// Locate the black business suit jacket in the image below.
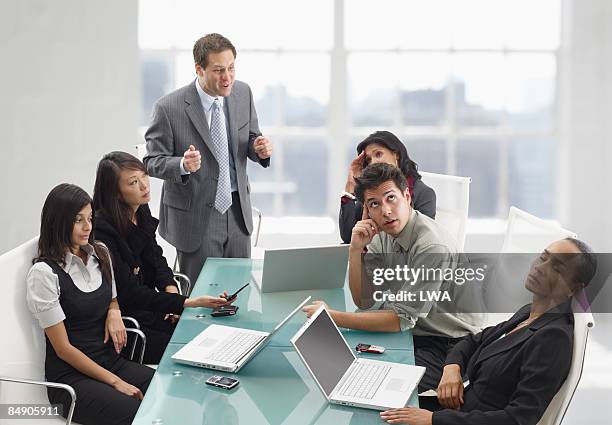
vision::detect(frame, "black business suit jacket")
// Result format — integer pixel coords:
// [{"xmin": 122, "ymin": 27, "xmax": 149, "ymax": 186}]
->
[
  {"xmin": 433, "ymin": 302, "xmax": 574, "ymax": 425},
  {"xmin": 339, "ymin": 178, "xmax": 436, "ymax": 243},
  {"xmin": 94, "ymin": 205, "xmax": 187, "ymax": 322}
]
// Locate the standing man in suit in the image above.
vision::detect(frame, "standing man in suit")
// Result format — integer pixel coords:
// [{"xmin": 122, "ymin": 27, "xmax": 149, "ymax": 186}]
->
[{"xmin": 144, "ymin": 33, "xmax": 272, "ymax": 284}]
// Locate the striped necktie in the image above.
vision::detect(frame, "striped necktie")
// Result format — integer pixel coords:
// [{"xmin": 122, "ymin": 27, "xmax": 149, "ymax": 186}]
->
[{"xmin": 210, "ymin": 98, "xmax": 232, "ymax": 214}]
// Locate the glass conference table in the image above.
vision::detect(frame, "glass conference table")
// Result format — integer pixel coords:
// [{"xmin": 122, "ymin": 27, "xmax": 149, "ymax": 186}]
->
[{"xmin": 133, "ymin": 258, "xmax": 418, "ymax": 425}]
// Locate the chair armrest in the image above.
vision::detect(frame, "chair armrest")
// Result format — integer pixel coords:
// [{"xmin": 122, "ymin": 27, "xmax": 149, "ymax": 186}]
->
[
  {"xmin": 173, "ymin": 272, "xmax": 191, "ymax": 296},
  {"xmin": 0, "ymin": 376, "xmax": 76, "ymax": 425},
  {"xmin": 125, "ymin": 328, "xmax": 147, "ymax": 364},
  {"xmin": 122, "ymin": 316, "xmax": 140, "ymax": 330},
  {"xmin": 252, "ymin": 207, "xmax": 262, "ymax": 247}
]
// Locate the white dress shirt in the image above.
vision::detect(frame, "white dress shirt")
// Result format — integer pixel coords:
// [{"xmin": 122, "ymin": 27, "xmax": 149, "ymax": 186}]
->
[
  {"xmin": 26, "ymin": 243, "xmax": 118, "ymax": 329},
  {"xmin": 180, "ymin": 80, "xmax": 238, "ymax": 191}
]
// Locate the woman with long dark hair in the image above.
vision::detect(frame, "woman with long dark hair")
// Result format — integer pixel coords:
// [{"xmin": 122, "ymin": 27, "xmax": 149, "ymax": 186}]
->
[
  {"xmin": 340, "ymin": 130, "xmax": 436, "ymax": 243},
  {"xmin": 26, "ymin": 183, "xmax": 154, "ymax": 425},
  {"xmin": 93, "ymin": 151, "xmax": 231, "ymax": 364}
]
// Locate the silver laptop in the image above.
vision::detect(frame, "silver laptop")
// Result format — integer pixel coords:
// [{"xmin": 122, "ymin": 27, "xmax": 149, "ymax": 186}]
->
[
  {"xmin": 252, "ymin": 245, "xmax": 350, "ymax": 293},
  {"xmin": 290, "ymin": 305, "xmax": 425, "ymax": 410},
  {"xmin": 172, "ymin": 296, "xmax": 311, "ymax": 372}
]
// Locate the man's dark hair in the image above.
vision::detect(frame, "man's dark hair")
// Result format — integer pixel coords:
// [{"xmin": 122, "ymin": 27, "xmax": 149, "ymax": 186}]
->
[
  {"xmin": 354, "ymin": 163, "xmax": 408, "ymax": 204},
  {"xmin": 193, "ymin": 33, "xmax": 237, "ymax": 68},
  {"xmin": 564, "ymin": 237, "xmax": 598, "ymax": 288}
]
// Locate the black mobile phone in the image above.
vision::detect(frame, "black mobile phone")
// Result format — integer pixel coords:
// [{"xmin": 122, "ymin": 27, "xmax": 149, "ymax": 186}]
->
[
  {"xmin": 356, "ymin": 343, "xmax": 385, "ymax": 354},
  {"xmin": 211, "ymin": 305, "xmax": 239, "ymax": 317},
  {"xmin": 225, "ymin": 283, "xmax": 250, "ymax": 302},
  {"xmin": 206, "ymin": 375, "xmax": 239, "ymax": 390}
]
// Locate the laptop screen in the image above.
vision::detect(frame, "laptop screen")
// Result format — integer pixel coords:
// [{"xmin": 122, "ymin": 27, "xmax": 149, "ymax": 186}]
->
[{"xmin": 293, "ymin": 309, "xmax": 355, "ymax": 396}]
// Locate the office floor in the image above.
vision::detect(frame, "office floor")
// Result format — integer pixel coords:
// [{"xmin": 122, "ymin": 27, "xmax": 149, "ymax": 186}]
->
[{"xmin": 563, "ymin": 313, "xmax": 612, "ymax": 424}]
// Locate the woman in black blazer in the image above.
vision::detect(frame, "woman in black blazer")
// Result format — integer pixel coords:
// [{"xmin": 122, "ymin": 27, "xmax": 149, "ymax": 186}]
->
[
  {"xmin": 93, "ymin": 152, "xmax": 232, "ymax": 364},
  {"xmin": 339, "ymin": 131, "xmax": 435, "ymax": 243},
  {"xmin": 380, "ymin": 238, "xmax": 597, "ymax": 425}
]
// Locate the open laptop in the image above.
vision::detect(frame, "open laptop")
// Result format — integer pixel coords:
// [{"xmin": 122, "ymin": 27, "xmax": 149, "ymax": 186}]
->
[
  {"xmin": 252, "ymin": 245, "xmax": 350, "ymax": 293},
  {"xmin": 172, "ymin": 296, "xmax": 311, "ymax": 372},
  {"xmin": 290, "ymin": 305, "xmax": 425, "ymax": 410}
]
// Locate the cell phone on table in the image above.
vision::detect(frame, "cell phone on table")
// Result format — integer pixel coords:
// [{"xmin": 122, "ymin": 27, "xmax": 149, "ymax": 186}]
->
[
  {"xmin": 206, "ymin": 375, "xmax": 239, "ymax": 390},
  {"xmin": 211, "ymin": 305, "xmax": 239, "ymax": 317},
  {"xmin": 225, "ymin": 282, "xmax": 250, "ymax": 303},
  {"xmin": 356, "ymin": 343, "xmax": 385, "ymax": 354}
]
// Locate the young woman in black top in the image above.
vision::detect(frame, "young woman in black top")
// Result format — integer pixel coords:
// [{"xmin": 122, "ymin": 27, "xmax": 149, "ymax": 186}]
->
[
  {"xmin": 93, "ymin": 151, "xmax": 231, "ymax": 364},
  {"xmin": 26, "ymin": 183, "xmax": 154, "ymax": 425}
]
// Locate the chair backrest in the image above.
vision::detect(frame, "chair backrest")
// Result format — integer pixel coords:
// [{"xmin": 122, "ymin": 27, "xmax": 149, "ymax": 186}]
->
[
  {"xmin": 501, "ymin": 206, "xmax": 577, "ymax": 253},
  {"xmin": 536, "ymin": 295, "xmax": 594, "ymax": 425},
  {"xmin": 0, "ymin": 236, "xmax": 49, "ymax": 404},
  {"xmin": 484, "ymin": 207, "xmax": 579, "ymax": 326},
  {"xmin": 419, "ymin": 171, "xmax": 471, "ymax": 251},
  {"xmin": 135, "ymin": 142, "xmax": 147, "ymax": 161}
]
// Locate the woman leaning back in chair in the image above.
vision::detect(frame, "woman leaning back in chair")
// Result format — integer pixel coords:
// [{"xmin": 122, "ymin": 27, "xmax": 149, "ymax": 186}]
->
[
  {"xmin": 379, "ymin": 237, "xmax": 597, "ymax": 425},
  {"xmin": 340, "ymin": 130, "xmax": 436, "ymax": 243},
  {"xmin": 93, "ymin": 151, "xmax": 232, "ymax": 364},
  {"xmin": 26, "ymin": 183, "xmax": 154, "ymax": 425}
]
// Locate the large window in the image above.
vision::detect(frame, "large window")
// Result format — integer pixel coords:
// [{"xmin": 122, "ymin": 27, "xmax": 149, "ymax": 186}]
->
[{"xmin": 139, "ymin": 0, "xmax": 560, "ymax": 221}]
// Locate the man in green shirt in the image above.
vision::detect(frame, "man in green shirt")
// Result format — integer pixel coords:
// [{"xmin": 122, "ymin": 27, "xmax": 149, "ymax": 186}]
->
[{"xmin": 304, "ymin": 163, "xmax": 483, "ymax": 392}]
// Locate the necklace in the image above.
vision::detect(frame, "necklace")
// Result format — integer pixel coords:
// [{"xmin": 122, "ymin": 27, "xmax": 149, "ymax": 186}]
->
[
  {"xmin": 508, "ymin": 315, "xmax": 540, "ymax": 335},
  {"xmin": 519, "ymin": 314, "xmax": 541, "ymax": 328}
]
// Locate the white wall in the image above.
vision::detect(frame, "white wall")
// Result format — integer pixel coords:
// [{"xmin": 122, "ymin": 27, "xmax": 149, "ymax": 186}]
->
[
  {"xmin": 558, "ymin": 0, "xmax": 612, "ymax": 252},
  {"xmin": 0, "ymin": 0, "xmax": 139, "ymax": 255}
]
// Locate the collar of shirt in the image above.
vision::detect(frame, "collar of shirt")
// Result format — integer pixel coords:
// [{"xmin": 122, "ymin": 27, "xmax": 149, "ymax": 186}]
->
[
  {"xmin": 194, "ymin": 79, "xmax": 224, "ymax": 113},
  {"xmin": 63, "ymin": 243, "xmax": 96, "ymax": 272},
  {"xmin": 392, "ymin": 209, "xmax": 418, "ymax": 253}
]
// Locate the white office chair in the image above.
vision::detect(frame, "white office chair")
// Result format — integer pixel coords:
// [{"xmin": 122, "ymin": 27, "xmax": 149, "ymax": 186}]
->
[
  {"xmin": 0, "ymin": 237, "xmax": 146, "ymax": 425},
  {"xmin": 536, "ymin": 295, "xmax": 594, "ymax": 425},
  {"xmin": 0, "ymin": 237, "xmax": 76, "ymax": 424},
  {"xmin": 420, "ymin": 171, "xmax": 471, "ymax": 251},
  {"xmin": 496, "ymin": 206, "xmax": 589, "ymax": 425},
  {"xmin": 134, "ymin": 142, "xmax": 147, "ymax": 161},
  {"xmin": 485, "ymin": 207, "xmax": 579, "ymax": 327},
  {"xmin": 501, "ymin": 206, "xmax": 577, "ymax": 254}
]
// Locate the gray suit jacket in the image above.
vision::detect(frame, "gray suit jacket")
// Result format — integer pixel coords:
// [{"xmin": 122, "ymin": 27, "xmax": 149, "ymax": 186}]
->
[{"xmin": 143, "ymin": 80, "xmax": 270, "ymax": 253}]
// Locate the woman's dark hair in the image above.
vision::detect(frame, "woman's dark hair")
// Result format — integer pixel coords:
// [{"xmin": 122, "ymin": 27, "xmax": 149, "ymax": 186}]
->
[
  {"xmin": 354, "ymin": 163, "xmax": 408, "ymax": 204},
  {"xmin": 564, "ymin": 237, "xmax": 597, "ymax": 289},
  {"xmin": 356, "ymin": 131, "xmax": 421, "ymax": 180},
  {"xmin": 35, "ymin": 183, "xmax": 112, "ymax": 284},
  {"xmin": 93, "ymin": 151, "xmax": 147, "ymax": 237}
]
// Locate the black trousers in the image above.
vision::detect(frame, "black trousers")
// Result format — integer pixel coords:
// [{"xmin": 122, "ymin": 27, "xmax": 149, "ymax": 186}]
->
[
  {"xmin": 48, "ymin": 357, "xmax": 154, "ymax": 425},
  {"xmin": 413, "ymin": 335, "xmax": 465, "ymax": 394},
  {"xmin": 125, "ymin": 309, "xmax": 178, "ymax": 364},
  {"xmin": 140, "ymin": 315, "xmax": 177, "ymax": 364}
]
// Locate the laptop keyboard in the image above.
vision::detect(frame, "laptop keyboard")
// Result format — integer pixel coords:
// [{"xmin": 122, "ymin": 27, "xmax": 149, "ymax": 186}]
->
[
  {"xmin": 338, "ymin": 362, "xmax": 391, "ymax": 399},
  {"xmin": 204, "ymin": 331, "xmax": 265, "ymax": 363}
]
